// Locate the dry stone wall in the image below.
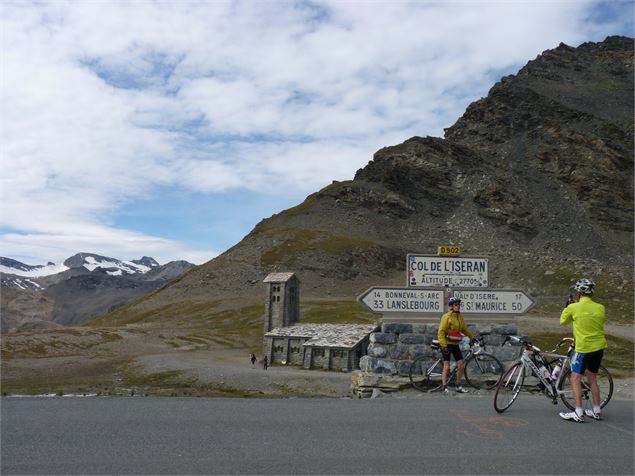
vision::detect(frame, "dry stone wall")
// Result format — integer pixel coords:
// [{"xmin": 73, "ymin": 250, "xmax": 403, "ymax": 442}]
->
[{"xmin": 359, "ymin": 322, "xmax": 521, "ymax": 376}]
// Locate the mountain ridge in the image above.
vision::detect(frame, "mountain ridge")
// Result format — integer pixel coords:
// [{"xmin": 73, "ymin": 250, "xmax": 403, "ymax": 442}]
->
[{"xmin": 0, "ymin": 253, "xmax": 195, "ymax": 332}]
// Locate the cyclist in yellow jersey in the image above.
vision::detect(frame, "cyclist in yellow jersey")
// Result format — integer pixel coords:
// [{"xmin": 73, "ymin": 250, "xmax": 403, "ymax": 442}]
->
[
  {"xmin": 438, "ymin": 297, "xmax": 475, "ymax": 394},
  {"xmin": 558, "ymin": 278, "xmax": 608, "ymax": 423}
]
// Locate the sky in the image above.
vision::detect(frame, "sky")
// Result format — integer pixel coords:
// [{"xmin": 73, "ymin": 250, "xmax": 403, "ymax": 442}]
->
[{"xmin": 1, "ymin": 1, "xmax": 633, "ymax": 266}]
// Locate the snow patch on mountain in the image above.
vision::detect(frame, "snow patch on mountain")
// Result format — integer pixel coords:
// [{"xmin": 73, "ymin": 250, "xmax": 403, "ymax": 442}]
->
[
  {"xmin": 0, "ymin": 276, "xmax": 43, "ymax": 290},
  {"xmin": 0, "ymin": 262, "xmax": 69, "ymax": 278},
  {"xmin": 82, "ymin": 256, "xmax": 150, "ymax": 274}
]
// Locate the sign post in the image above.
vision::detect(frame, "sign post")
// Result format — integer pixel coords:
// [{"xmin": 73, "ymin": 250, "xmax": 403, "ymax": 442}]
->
[
  {"xmin": 357, "ymin": 287, "xmax": 445, "ymax": 315},
  {"xmin": 407, "ymin": 254, "xmax": 489, "ymax": 288},
  {"xmin": 449, "ymin": 289, "xmax": 535, "ymax": 315}
]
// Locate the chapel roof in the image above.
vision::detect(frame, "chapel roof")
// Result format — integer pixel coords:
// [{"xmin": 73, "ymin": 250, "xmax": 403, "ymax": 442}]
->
[
  {"xmin": 263, "ymin": 272, "xmax": 298, "ymax": 283},
  {"xmin": 264, "ymin": 323, "xmax": 378, "ymax": 349}
]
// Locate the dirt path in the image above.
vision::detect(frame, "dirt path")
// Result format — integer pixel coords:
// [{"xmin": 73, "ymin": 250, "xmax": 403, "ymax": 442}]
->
[{"xmin": 136, "ymin": 349, "xmax": 353, "ymax": 397}]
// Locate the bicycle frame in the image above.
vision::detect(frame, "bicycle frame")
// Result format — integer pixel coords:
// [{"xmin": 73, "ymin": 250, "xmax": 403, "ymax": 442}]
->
[
  {"xmin": 426, "ymin": 339, "xmax": 479, "ymax": 379},
  {"xmin": 425, "ymin": 336, "xmax": 501, "ymax": 388},
  {"xmin": 518, "ymin": 346, "xmax": 560, "ymax": 400},
  {"xmin": 534, "ymin": 337, "xmax": 597, "ymax": 400},
  {"xmin": 542, "ymin": 339, "xmax": 575, "ymax": 395},
  {"xmin": 499, "ymin": 335, "xmax": 564, "ymax": 401}
]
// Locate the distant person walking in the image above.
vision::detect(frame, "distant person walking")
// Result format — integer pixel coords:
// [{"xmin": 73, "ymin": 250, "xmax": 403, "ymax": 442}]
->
[
  {"xmin": 559, "ymin": 278, "xmax": 608, "ymax": 423},
  {"xmin": 438, "ymin": 297, "xmax": 475, "ymax": 394},
  {"xmin": 250, "ymin": 353, "xmax": 256, "ymax": 367},
  {"xmin": 263, "ymin": 355, "xmax": 269, "ymax": 371}
]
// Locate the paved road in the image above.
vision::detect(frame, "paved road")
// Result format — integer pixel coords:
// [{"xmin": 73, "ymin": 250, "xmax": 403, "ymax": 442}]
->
[{"xmin": 2, "ymin": 395, "xmax": 633, "ymax": 475}]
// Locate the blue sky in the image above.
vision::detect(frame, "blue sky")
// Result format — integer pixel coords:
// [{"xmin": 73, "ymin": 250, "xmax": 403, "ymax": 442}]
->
[{"xmin": 1, "ymin": 0, "xmax": 633, "ymax": 265}]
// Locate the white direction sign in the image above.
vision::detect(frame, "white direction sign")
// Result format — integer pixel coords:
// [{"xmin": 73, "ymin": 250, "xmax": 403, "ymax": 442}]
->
[
  {"xmin": 358, "ymin": 287, "xmax": 445, "ymax": 314},
  {"xmin": 450, "ymin": 289, "xmax": 535, "ymax": 315},
  {"xmin": 408, "ymin": 254, "xmax": 489, "ymax": 288}
]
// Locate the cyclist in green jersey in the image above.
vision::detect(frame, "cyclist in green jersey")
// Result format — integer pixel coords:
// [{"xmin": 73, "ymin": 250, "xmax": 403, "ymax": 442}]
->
[{"xmin": 558, "ymin": 278, "xmax": 608, "ymax": 423}]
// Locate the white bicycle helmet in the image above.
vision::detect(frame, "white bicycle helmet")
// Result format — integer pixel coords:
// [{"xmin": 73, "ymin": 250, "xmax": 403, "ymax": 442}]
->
[{"xmin": 574, "ymin": 278, "xmax": 595, "ymax": 295}]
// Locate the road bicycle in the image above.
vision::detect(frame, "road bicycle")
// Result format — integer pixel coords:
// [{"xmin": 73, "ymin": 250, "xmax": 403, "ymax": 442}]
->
[
  {"xmin": 493, "ymin": 335, "xmax": 613, "ymax": 413},
  {"xmin": 409, "ymin": 333, "xmax": 504, "ymax": 392}
]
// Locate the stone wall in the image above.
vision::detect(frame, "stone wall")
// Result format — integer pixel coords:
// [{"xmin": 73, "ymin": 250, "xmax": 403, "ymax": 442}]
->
[
  {"xmin": 359, "ymin": 322, "xmax": 521, "ymax": 376},
  {"xmin": 288, "ymin": 339, "xmax": 305, "ymax": 365},
  {"xmin": 310, "ymin": 348, "xmax": 328, "ymax": 368}
]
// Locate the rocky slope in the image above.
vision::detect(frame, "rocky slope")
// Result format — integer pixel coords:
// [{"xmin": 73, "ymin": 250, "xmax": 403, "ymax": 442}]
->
[{"xmin": 96, "ymin": 36, "xmax": 633, "ymax": 326}]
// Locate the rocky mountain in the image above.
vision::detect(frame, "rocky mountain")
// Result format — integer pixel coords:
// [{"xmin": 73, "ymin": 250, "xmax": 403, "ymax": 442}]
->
[
  {"xmin": 1, "ymin": 253, "xmax": 162, "ymax": 283},
  {"xmin": 0, "ymin": 254, "xmax": 195, "ymax": 332},
  {"xmin": 74, "ymin": 37, "xmax": 635, "ymax": 328},
  {"xmin": 60, "ymin": 253, "xmax": 160, "ymax": 275}
]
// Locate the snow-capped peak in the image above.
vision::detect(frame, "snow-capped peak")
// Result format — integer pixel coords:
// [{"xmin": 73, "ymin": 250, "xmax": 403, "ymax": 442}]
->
[{"xmin": 62, "ymin": 253, "xmax": 159, "ymax": 275}]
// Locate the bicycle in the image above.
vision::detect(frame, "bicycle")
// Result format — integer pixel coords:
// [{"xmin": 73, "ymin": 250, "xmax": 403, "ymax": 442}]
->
[
  {"xmin": 409, "ymin": 333, "xmax": 504, "ymax": 392},
  {"xmin": 493, "ymin": 335, "xmax": 613, "ymax": 413}
]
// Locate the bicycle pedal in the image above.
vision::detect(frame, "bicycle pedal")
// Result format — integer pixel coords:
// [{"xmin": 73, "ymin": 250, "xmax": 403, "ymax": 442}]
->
[{"xmin": 552, "ymin": 399, "xmax": 558, "ymax": 405}]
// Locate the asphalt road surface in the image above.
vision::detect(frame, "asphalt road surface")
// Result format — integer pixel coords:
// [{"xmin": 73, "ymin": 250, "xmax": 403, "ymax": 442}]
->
[{"xmin": 2, "ymin": 395, "xmax": 633, "ymax": 475}]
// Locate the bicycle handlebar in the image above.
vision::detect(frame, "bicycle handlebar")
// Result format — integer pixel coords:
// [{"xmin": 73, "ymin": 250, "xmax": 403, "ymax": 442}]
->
[
  {"xmin": 554, "ymin": 337, "xmax": 575, "ymax": 349},
  {"xmin": 501, "ymin": 335, "xmax": 542, "ymax": 352},
  {"xmin": 543, "ymin": 337, "xmax": 575, "ymax": 356}
]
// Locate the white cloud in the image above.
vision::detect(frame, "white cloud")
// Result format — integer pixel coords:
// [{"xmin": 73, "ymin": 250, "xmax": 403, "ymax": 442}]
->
[
  {"xmin": 1, "ymin": 0, "xmax": 631, "ymax": 264},
  {"xmin": 0, "ymin": 228, "xmax": 214, "ymax": 267}
]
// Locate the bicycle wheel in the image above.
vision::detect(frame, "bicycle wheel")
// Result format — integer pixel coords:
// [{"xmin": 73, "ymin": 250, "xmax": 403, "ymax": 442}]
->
[
  {"xmin": 558, "ymin": 366, "xmax": 614, "ymax": 411},
  {"xmin": 494, "ymin": 362, "xmax": 525, "ymax": 413},
  {"xmin": 409, "ymin": 356, "xmax": 429, "ymax": 392},
  {"xmin": 464, "ymin": 353, "xmax": 504, "ymax": 390}
]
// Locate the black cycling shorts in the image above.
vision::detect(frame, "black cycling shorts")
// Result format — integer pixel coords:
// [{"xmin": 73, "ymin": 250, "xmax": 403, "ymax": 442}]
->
[
  {"xmin": 571, "ymin": 349, "xmax": 604, "ymax": 374},
  {"xmin": 442, "ymin": 345, "xmax": 463, "ymax": 362}
]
